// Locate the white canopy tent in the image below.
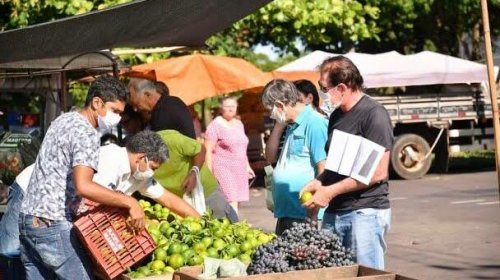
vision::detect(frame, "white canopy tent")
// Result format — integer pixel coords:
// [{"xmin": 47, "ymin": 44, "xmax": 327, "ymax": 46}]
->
[{"xmin": 277, "ymin": 50, "xmax": 497, "ymax": 88}]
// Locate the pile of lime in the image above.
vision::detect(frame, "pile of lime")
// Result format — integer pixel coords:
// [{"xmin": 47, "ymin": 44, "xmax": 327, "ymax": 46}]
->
[{"xmin": 125, "ymin": 200, "xmax": 275, "ymax": 278}]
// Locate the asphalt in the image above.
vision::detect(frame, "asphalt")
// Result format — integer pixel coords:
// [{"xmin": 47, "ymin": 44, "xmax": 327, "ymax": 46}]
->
[{"xmin": 239, "ymin": 171, "xmax": 500, "ymax": 280}]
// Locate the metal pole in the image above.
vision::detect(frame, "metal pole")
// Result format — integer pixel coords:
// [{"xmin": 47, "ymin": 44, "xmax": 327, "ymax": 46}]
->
[{"xmin": 480, "ymin": 0, "xmax": 500, "ymax": 199}]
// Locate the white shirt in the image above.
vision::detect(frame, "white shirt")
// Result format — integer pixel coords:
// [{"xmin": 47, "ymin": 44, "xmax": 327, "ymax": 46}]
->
[{"xmin": 16, "ymin": 144, "xmax": 165, "ymax": 199}]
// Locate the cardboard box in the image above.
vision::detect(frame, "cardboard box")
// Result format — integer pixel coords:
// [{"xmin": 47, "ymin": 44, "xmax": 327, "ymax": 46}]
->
[
  {"xmin": 121, "ymin": 273, "xmax": 173, "ymax": 280},
  {"xmin": 172, "ymin": 265, "xmax": 399, "ymax": 280}
]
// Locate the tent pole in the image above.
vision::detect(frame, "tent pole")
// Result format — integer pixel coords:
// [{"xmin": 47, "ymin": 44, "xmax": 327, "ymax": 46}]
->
[{"xmin": 480, "ymin": 0, "xmax": 500, "ymax": 200}]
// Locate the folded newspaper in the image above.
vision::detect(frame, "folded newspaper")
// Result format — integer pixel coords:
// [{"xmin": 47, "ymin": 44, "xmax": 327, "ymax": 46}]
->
[{"xmin": 325, "ymin": 129, "xmax": 385, "ymax": 185}]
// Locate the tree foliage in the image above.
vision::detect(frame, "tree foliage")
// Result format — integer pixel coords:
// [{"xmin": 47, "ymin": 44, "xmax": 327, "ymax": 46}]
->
[
  {"xmin": 208, "ymin": 0, "xmax": 380, "ymax": 56},
  {"xmin": 357, "ymin": 0, "xmax": 500, "ymax": 60},
  {"xmin": 210, "ymin": 0, "xmax": 500, "ymax": 60},
  {"xmin": 0, "ymin": 0, "xmax": 131, "ymax": 31}
]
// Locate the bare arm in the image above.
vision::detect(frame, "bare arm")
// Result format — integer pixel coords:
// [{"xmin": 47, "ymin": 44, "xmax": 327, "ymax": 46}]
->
[
  {"xmin": 265, "ymin": 123, "xmax": 286, "ymax": 163},
  {"xmin": 74, "ymin": 165, "xmax": 144, "ymax": 229},
  {"xmin": 204, "ymin": 139, "xmax": 216, "ymax": 172},
  {"xmin": 316, "ymin": 160, "xmax": 325, "ymax": 174},
  {"xmin": 154, "ymin": 189, "xmax": 201, "ymax": 218},
  {"xmin": 303, "ymin": 150, "xmax": 391, "ymax": 209},
  {"xmin": 182, "ymin": 145, "xmax": 207, "ymax": 193}
]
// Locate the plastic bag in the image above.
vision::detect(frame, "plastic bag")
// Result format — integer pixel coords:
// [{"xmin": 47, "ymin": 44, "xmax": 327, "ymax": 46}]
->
[
  {"xmin": 182, "ymin": 166, "xmax": 207, "ymax": 215},
  {"xmin": 264, "ymin": 165, "xmax": 274, "ymax": 212},
  {"xmin": 198, "ymin": 257, "xmax": 248, "ymax": 279}
]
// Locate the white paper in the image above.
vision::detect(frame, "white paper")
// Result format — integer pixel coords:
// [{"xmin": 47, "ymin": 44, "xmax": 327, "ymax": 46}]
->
[
  {"xmin": 351, "ymin": 138, "xmax": 386, "ymax": 185},
  {"xmin": 325, "ymin": 129, "xmax": 348, "ymax": 172},
  {"xmin": 338, "ymin": 134, "xmax": 362, "ymax": 175},
  {"xmin": 325, "ymin": 129, "xmax": 385, "ymax": 185}
]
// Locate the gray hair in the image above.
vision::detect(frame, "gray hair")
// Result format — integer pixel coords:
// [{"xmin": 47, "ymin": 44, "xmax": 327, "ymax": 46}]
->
[
  {"xmin": 125, "ymin": 130, "xmax": 169, "ymax": 164},
  {"xmin": 261, "ymin": 79, "xmax": 302, "ymax": 109},
  {"xmin": 128, "ymin": 78, "xmax": 157, "ymax": 96}
]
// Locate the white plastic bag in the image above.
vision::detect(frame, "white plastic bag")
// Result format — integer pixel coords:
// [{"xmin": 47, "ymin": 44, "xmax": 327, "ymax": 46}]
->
[{"xmin": 182, "ymin": 166, "xmax": 207, "ymax": 215}]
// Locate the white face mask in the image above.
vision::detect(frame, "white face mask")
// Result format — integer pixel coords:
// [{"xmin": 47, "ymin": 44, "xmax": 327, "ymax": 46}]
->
[
  {"xmin": 133, "ymin": 157, "xmax": 155, "ymax": 181},
  {"xmin": 97, "ymin": 110, "xmax": 121, "ymax": 134},
  {"xmin": 270, "ymin": 105, "xmax": 287, "ymax": 124},
  {"xmin": 319, "ymin": 90, "xmax": 342, "ymax": 117}
]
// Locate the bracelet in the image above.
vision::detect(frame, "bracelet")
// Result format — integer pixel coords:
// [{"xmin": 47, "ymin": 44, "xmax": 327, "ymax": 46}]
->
[{"xmin": 191, "ymin": 166, "xmax": 200, "ymax": 174}]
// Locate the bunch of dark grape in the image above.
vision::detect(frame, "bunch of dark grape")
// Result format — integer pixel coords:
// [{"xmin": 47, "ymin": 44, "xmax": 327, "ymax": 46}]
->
[
  {"xmin": 247, "ymin": 241, "xmax": 290, "ymax": 274},
  {"xmin": 247, "ymin": 219, "xmax": 355, "ymax": 275}
]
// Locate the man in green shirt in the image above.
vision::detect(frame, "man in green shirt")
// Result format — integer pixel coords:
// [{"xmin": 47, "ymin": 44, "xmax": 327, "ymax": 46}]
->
[{"xmin": 154, "ymin": 130, "xmax": 238, "ymax": 222}]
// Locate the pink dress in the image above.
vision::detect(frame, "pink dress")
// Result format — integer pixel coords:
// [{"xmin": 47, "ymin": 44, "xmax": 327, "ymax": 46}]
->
[{"xmin": 206, "ymin": 116, "xmax": 250, "ymax": 202}]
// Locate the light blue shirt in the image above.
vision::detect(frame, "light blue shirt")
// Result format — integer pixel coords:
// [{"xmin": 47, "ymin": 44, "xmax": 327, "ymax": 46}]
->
[{"xmin": 272, "ymin": 105, "xmax": 328, "ymax": 219}]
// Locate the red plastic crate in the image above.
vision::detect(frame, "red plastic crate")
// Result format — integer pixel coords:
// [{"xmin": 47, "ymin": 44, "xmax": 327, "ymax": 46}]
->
[{"xmin": 74, "ymin": 205, "xmax": 156, "ymax": 280}]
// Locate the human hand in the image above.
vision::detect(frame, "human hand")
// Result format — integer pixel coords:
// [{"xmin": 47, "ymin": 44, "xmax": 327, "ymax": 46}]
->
[
  {"xmin": 182, "ymin": 172, "xmax": 197, "ymax": 194},
  {"xmin": 247, "ymin": 166, "xmax": 255, "ymax": 179},
  {"xmin": 127, "ymin": 198, "xmax": 145, "ymax": 231},
  {"xmin": 301, "ymin": 179, "xmax": 335, "ymax": 209}
]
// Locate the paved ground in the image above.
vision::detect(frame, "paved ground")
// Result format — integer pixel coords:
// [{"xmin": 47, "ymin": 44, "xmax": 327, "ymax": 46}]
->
[{"xmin": 239, "ymin": 170, "xmax": 500, "ymax": 280}]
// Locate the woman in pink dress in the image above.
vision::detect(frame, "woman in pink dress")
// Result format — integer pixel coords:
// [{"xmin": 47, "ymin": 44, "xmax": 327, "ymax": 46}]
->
[{"xmin": 205, "ymin": 97, "xmax": 255, "ymax": 215}]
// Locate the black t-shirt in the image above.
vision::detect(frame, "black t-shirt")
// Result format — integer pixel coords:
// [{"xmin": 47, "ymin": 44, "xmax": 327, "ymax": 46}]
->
[
  {"xmin": 321, "ymin": 95, "xmax": 394, "ymax": 211},
  {"xmin": 150, "ymin": 95, "xmax": 196, "ymax": 139}
]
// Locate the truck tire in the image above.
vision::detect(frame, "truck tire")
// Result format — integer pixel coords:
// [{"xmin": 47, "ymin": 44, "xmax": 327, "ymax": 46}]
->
[{"xmin": 391, "ymin": 134, "xmax": 432, "ymax": 180}]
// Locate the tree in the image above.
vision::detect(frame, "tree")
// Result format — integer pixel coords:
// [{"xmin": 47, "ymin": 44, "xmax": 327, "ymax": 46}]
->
[
  {"xmin": 0, "ymin": 0, "xmax": 132, "ymax": 31},
  {"xmin": 208, "ymin": 0, "xmax": 380, "ymax": 56},
  {"xmin": 357, "ymin": 0, "xmax": 500, "ymax": 60},
  {"xmin": 209, "ymin": 0, "xmax": 500, "ymax": 60}
]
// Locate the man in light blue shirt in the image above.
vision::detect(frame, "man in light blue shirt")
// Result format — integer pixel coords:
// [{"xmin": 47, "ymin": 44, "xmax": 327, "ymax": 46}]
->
[{"xmin": 262, "ymin": 79, "xmax": 328, "ymax": 235}]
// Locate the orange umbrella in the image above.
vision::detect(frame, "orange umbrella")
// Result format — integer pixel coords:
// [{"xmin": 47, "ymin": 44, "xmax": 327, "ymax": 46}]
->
[{"xmin": 127, "ymin": 54, "xmax": 271, "ymax": 105}]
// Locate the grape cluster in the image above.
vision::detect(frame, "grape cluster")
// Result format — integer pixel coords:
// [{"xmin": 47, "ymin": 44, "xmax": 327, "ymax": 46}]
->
[{"xmin": 247, "ymin": 220, "xmax": 354, "ymax": 275}]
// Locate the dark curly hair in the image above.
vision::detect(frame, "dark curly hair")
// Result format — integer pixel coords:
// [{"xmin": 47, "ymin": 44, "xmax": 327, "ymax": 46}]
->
[{"xmin": 85, "ymin": 75, "xmax": 129, "ymax": 106}]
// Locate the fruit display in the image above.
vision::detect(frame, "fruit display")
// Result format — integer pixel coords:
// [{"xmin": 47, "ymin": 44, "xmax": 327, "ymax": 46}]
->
[
  {"xmin": 247, "ymin": 220, "xmax": 354, "ymax": 275},
  {"xmin": 125, "ymin": 200, "xmax": 275, "ymax": 278}
]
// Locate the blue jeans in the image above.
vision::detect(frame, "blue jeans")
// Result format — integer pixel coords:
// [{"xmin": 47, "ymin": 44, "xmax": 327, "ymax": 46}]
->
[
  {"xmin": 18, "ymin": 214, "xmax": 94, "ymax": 280},
  {"xmin": 0, "ymin": 182, "xmax": 24, "ymax": 257},
  {"xmin": 322, "ymin": 208, "xmax": 391, "ymax": 270}
]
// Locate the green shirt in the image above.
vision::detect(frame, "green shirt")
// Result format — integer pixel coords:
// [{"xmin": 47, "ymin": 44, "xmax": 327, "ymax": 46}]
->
[{"xmin": 154, "ymin": 130, "xmax": 218, "ymax": 197}]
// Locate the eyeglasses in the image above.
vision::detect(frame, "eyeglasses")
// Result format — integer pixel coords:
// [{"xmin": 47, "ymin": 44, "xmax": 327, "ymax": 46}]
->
[{"xmin": 318, "ymin": 81, "xmax": 334, "ymax": 92}]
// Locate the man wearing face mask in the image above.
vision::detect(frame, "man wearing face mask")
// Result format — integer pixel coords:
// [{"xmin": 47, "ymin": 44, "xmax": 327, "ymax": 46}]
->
[
  {"xmin": 18, "ymin": 75, "xmax": 145, "ymax": 280},
  {"xmin": 0, "ymin": 131, "xmax": 199, "ymax": 264},
  {"xmin": 302, "ymin": 56, "xmax": 394, "ymax": 270},
  {"xmin": 262, "ymin": 79, "xmax": 328, "ymax": 235}
]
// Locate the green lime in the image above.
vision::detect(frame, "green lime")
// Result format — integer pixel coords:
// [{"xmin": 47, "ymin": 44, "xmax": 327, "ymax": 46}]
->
[
  {"xmin": 188, "ymin": 255, "xmax": 204, "ymax": 266},
  {"xmin": 207, "ymin": 247, "xmax": 219, "ymax": 258},
  {"xmin": 192, "ymin": 242, "xmax": 206, "ymax": 254},
  {"xmin": 168, "ymin": 254, "xmax": 185, "ymax": 269},
  {"xmin": 201, "ymin": 237, "xmax": 213, "ymax": 248},
  {"xmin": 150, "ymin": 260, "xmax": 166, "ymax": 271},
  {"xmin": 238, "ymin": 253, "xmax": 252, "ymax": 264},
  {"xmin": 167, "ymin": 242, "xmax": 183, "ymax": 255},
  {"xmin": 154, "ymin": 248, "xmax": 168, "ymax": 261}
]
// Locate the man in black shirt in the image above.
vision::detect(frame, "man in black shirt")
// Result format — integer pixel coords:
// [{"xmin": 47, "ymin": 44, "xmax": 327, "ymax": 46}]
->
[
  {"xmin": 302, "ymin": 56, "xmax": 394, "ymax": 269},
  {"xmin": 128, "ymin": 78, "xmax": 196, "ymax": 139}
]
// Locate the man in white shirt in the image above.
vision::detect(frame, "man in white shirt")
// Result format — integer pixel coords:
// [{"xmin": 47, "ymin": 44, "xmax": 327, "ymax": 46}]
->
[{"xmin": 0, "ymin": 131, "xmax": 199, "ymax": 258}]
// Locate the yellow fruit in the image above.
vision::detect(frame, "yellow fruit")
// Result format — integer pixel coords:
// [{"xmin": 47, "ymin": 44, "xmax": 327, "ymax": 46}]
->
[
  {"xmin": 168, "ymin": 254, "xmax": 185, "ymax": 269},
  {"xmin": 300, "ymin": 191, "xmax": 313, "ymax": 204},
  {"xmin": 150, "ymin": 260, "xmax": 166, "ymax": 271},
  {"xmin": 154, "ymin": 248, "xmax": 168, "ymax": 261}
]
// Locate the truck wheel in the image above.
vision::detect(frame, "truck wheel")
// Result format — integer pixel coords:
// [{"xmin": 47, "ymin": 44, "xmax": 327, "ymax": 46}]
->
[{"xmin": 391, "ymin": 134, "xmax": 432, "ymax": 180}]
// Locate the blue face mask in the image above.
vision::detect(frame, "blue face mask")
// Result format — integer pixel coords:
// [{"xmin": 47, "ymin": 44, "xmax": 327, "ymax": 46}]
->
[{"xmin": 133, "ymin": 157, "xmax": 154, "ymax": 181}]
